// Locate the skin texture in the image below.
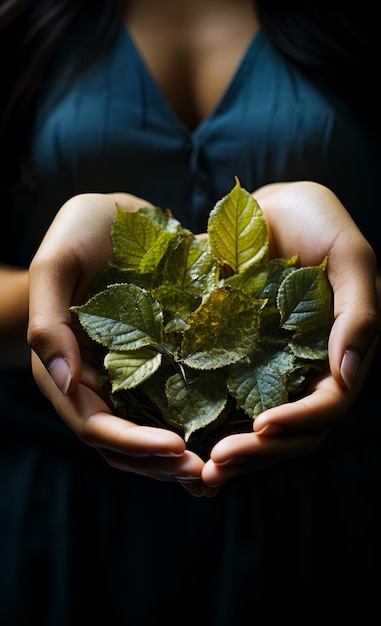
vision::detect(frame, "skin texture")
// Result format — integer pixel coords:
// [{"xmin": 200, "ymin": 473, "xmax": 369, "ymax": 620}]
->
[
  {"xmin": 124, "ymin": 0, "xmax": 259, "ymax": 128},
  {"xmin": 27, "ymin": 182, "xmax": 380, "ymax": 497}
]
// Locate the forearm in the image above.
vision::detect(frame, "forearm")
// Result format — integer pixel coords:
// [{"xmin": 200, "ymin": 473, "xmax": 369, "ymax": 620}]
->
[
  {"xmin": 0, "ymin": 264, "xmax": 29, "ymax": 333},
  {"xmin": 0, "ymin": 264, "xmax": 30, "ymax": 367}
]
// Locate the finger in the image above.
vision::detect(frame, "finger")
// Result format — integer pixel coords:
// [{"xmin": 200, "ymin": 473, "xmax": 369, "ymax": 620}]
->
[
  {"xmin": 28, "ymin": 237, "xmax": 83, "ymax": 393},
  {"xmin": 32, "ymin": 354, "xmax": 187, "ymax": 457},
  {"xmin": 247, "ymin": 368, "xmax": 349, "ymax": 440},
  {"xmin": 202, "ymin": 428, "xmax": 328, "ymax": 486},
  {"xmin": 97, "ymin": 448, "xmax": 204, "ymax": 482},
  {"xmin": 327, "ymin": 239, "xmax": 380, "ymax": 389},
  {"xmin": 202, "ymin": 368, "xmax": 348, "ymax": 472}
]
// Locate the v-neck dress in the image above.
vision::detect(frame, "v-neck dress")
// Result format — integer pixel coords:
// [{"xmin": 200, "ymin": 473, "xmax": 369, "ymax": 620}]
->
[
  {"xmin": 13, "ymin": 26, "xmax": 379, "ymax": 263},
  {"xmin": 1, "ymin": 24, "xmax": 380, "ymax": 626}
]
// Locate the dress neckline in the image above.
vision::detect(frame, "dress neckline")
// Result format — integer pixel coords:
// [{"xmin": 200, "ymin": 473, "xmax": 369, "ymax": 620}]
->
[{"xmin": 120, "ymin": 26, "xmax": 263, "ymax": 137}]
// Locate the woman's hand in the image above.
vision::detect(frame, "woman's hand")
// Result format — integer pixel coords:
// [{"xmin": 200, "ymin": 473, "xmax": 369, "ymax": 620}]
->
[
  {"xmin": 201, "ymin": 181, "xmax": 380, "ymax": 496},
  {"xmin": 28, "ymin": 192, "xmax": 206, "ymax": 495}
]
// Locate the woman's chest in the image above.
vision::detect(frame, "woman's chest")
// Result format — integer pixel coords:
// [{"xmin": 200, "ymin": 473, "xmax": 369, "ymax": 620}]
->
[{"xmin": 123, "ymin": 0, "xmax": 259, "ymax": 129}]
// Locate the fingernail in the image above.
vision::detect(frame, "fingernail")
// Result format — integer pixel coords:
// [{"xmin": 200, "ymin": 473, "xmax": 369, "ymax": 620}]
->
[
  {"xmin": 48, "ymin": 357, "xmax": 72, "ymax": 395},
  {"xmin": 340, "ymin": 349, "xmax": 362, "ymax": 390}
]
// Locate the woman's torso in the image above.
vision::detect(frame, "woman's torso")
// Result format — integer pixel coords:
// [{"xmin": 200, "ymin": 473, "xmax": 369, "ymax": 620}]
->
[
  {"xmin": 12, "ymin": 10, "xmax": 378, "ymax": 266},
  {"xmin": 2, "ymin": 7, "xmax": 380, "ymax": 450}
]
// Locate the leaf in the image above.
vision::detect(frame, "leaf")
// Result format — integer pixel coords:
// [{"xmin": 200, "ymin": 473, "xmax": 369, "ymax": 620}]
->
[
  {"xmin": 71, "ymin": 283, "xmax": 164, "ymax": 350},
  {"xmin": 138, "ymin": 361, "xmax": 179, "ymax": 422},
  {"xmin": 225, "ymin": 261, "xmax": 269, "ymax": 295},
  {"xmin": 105, "ymin": 347, "xmax": 162, "ymax": 391},
  {"xmin": 227, "ymin": 359, "xmax": 289, "ymax": 418},
  {"xmin": 289, "ymin": 332, "xmax": 329, "ymax": 361},
  {"xmin": 152, "ymin": 284, "xmax": 201, "ymax": 317},
  {"xmin": 112, "ymin": 205, "xmax": 178, "ymax": 272},
  {"xmin": 88, "ymin": 262, "xmax": 157, "ymax": 296},
  {"xmin": 165, "ymin": 370, "xmax": 228, "ymax": 441},
  {"xmin": 207, "ymin": 177, "xmax": 269, "ymax": 274},
  {"xmin": 181, "ymin": 287, "xmax": 264, "ymax": 369},
  {"xmin": 278, "ymin": 258, "xmax": 333, "ymax": 336},
  {"xmin": 152, "ymin": 237, "xmax": 219, "ymax": 316},
  {"xmin": 227, "ymin": 348, "xmax": 299, "ymax": 417},
  {"xmin": 137, "ymin": 205, "xmax": 181, "ymax": 232},
  {"xmin": 162, "ymin": 235, "xmax": 218, "ymax": 297},
  {"xmin": 164, "ymin": 313, "xmax": 188, "ymax": 334}
]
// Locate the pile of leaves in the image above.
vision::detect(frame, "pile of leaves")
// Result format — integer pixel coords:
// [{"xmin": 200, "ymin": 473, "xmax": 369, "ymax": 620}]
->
[{"xmin": 71, "ymin": 179, "xmax": 334, "ymax": 457}]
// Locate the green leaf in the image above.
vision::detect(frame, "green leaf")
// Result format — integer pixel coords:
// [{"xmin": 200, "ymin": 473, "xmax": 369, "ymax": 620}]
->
[
  {"xmin": 181, "ymin": 287, "xmax": 264, "ymax": 369},
  {"xmin": 227, "ymin": 359, "xmax": 289, "ymax": 418},
  {"xmin": 137, "ymin": 205, "xmax": 181, "ymax": 232},
  {"xmin": 164, "ymin": 313, "xmax": 188, "ymax": 334},
  {"xmin": 227, "ymin": 348, "xmax": 300, "ymax": 417},
  {"xmin": 71, "ymin": 283, "xmax": 164, "ymax": 350},
  {"xmin": 112, "ymin": 205, "xmax": 178, "ymax": 272},
  {"xmin": 152, "ymin": 236, "xmax": 218, "ymax": 316},
  {"xmin": 88, "ymin": 262, "xmax": 158, "ymax": 296},
  {"xmin": 138, "ymin": 361, "xmax": 179, "ymax": 422},
  {"xmin": 278, "ymin": 258, "xmax": 333, "ymax": 336},
  {"xmin": 165, "ymin": 370, "xmax": 228, "ymax": 441},
  {"xmin": 162, "ymin": 235, "xmax": 218, "ymax": 297},
  {"xmin": 105, "ymin": 347, "xmax": 162, "ymax": 391},
  {"xmin": 225, "ymin": 261, "xmax": 269, "ymax": 295},
  {"xmin": 207, "ymin": 178, "xmax": 269, "ymax": 274},
  {"xmin": 152, "ymin": 284, "xmax": 201, "ymax": 317}
]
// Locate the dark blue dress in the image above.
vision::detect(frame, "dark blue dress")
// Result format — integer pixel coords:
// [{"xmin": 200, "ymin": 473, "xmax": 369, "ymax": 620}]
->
[{"xmin": 1, "ymin": 25, "xmax": 380, "ymax": 626}]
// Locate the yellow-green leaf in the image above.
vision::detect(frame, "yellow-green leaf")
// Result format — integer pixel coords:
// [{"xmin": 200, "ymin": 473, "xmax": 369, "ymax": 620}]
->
[
  {"xmin": 112, "ymin": 205, "xmax": 178, "ymax": 271},
  {"xmin": 105, "ymin": 347, "xmax": 162, "ymax": 391},
  {"xmin": 181, "ymin": 287, "xmax": 263, "ymax": 369},
  {"xmin": 162, "ymin": 235, "xmax": 218, "ymax": 297},
  {"xmin": 207, "ymin": 178, "xmax": 269, "ymax": 274}
]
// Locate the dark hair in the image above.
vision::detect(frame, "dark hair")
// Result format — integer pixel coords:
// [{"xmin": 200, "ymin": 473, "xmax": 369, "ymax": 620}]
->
[
  {"xmin": 0, "ymin": 0, "xmax": 122, "ymax": 184},
  {"xmin": 254, "ymin": 0, "xmax": 378, "ymax": 133},
  {"xmin": 0, "ymin": 0, "xmax": 378, "ymax": 185}
]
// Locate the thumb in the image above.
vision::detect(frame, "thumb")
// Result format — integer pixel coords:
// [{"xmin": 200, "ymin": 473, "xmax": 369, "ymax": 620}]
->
[
  {"xmin": 27, "ymin": 249, "xmax": 82, "ymax": 396},
  {"xmin": 327, "ymin": 250, "xmax": 380, "ymax": 394}
]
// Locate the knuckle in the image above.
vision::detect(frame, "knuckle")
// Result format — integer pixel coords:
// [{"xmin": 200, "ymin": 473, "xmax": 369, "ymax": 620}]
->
[{"xmin": 27, "ymin": 323, "xmax": 52, "ymax": 355}]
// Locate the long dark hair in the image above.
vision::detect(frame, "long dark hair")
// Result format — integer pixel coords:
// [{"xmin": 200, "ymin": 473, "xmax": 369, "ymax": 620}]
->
[
  {"xmin": 255, "ymin": 0, "xmax": 377, "ymax": 130},
  {"xmin": 0, "ymin": 0, "xmax": 378, "ymax": 185},
  {"xmin": 0, "ymin": 0, "xmax": 122, "ymax": 184}
]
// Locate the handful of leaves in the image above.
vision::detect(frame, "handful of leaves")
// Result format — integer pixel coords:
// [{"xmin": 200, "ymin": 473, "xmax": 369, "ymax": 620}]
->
[{"xmin": 71, "ymin": 179, "xmax": 333, "ymax": 457}]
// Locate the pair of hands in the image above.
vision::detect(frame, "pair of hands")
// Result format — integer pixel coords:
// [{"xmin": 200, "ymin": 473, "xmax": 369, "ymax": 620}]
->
[{"xmin": 27, "ymin": 182, "xmax": 380, "ymax": 497}]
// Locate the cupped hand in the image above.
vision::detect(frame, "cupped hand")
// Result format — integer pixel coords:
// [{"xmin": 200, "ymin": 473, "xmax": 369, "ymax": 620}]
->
[
  {"xmin": 28, "ymin": 192, "xmax": 206, "ymax": 495},
  {"xmin": 200, "ymin": 181, "xmax": 380, "ymax": 496}
]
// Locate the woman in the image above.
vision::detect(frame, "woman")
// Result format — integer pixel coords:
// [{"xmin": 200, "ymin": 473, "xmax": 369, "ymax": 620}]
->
[{"xmin": 1, "ymin": 1, "xmax": 380, "ymax": 624}]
